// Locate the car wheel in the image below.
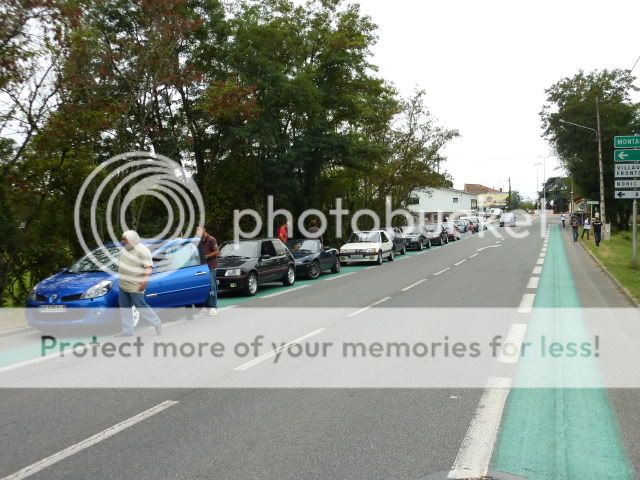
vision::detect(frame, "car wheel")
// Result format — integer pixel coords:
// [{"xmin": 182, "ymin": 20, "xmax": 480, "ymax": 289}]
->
[
  {"xmin": 283, "ymin": 265, "xmax": 296, "ymax": 286},
  {"xmin": 401, "ymin": 245, "xmax": 407, "ymax": 255},
  {"xmin": 418, "ymin": 241, "xmax": 423, "ymax": 251},
  {"xmin": 132, "ymin": 306, "xmax": 140, "ymax": 328},
  {"xmin": 308, "ymin": 261, "xmax": 321, "ymax": 280},
  {"xmin": 331, "ymin": 259, "xmax": 341, "ymax": 273},
  {"xmin": 445, "ymin": 236, "xmax": 449, "ymax": 244},
  {"xmin": 388, "ymin": 250, "xmax": 395, "ymax": 262},
  {"xmin": 426, "ymin": 240, "xmax": 431, "ymax": 249},
  {"xmin": 245, "ymin": 272, "xmax": 258, "ymax": 296},
  {"xmin": 376, "ymin": 251, "xmax": 383, "ymax": 265}
]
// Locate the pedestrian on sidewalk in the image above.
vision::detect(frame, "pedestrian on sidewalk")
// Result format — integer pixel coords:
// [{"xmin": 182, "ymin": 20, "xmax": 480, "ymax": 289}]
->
[
  {"xmin": 560, "ymin": 213, "xmax": 566, "ymax": 228},
  {"xmin": 117, "ymin": 230, "xmax": 162, "ymax": 337},
  {"xmin": 592, "ymin": 214, "xmax": 603, "ymax": 247},
  {"xmin": 581, "ymin": 217, "xmax": 591, "ymax": 240},
  {"xmin": 197, "ymin": 226, "xmax": 219, "ymax": 316},
  {"xmin": 571, "ymin": 216, "xmax": 579, "ymax": 242}
]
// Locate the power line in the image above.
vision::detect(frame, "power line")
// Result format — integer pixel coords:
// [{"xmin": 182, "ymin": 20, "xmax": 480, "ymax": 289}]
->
[{"xmin": 631, "ymin": 55, "xmax": 640, "ymax": 74}]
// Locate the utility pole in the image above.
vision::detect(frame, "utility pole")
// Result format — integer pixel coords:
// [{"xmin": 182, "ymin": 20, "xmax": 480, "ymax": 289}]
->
[
  {"xmin": 596, "ymin": 96, "xmax": 606, "ymax": 224},
  {"xmin": 508, "ymin": 177, "xmax": 512, "ymax": 209}
]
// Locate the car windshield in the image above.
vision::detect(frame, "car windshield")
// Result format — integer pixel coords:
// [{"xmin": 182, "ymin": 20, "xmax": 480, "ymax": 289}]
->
[
  {"xmin": 219, "ymin": 241, "xmax": 259, "ymax": 258},
  {"xmin": 424, "ymin": 224, "xmax": 439, "ymax": 232},
  {"xmin": 348, "ymin": 232, "xmax": 380, "ymax": 243},
  {"xmin": 67, "ymin": 245, "xmax": 121, "ymax": 273},
  {"xmin": 287, "ymin": 239, "xmax": 320, "ymax": 252},
  {"xmin": 402, "ymin": 226, "xmax": 422, "ymax": 235}
]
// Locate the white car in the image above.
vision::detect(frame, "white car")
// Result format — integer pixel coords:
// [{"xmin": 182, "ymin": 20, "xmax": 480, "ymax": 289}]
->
[
  {"xmin": 339, "ymin": 230, "xmax": 395, "ymax": 265},
  {"xmin": 500, "ymin": 212, "xmax": 516, "ymax": 227}
]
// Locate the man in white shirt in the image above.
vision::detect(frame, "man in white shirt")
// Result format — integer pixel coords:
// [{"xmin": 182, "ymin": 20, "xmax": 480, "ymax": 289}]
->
[
  {"xmin": 581, "ymin": 217, "xmax": 591, "ymax": 240},
  {"xmin": 116, "ymin": 230, "xmax": 162, "ymax": 336}
]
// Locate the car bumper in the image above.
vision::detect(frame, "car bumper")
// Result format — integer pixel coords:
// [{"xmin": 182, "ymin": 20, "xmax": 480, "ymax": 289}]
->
[
  {"xmin": 26, "ymin": 301, "xmax": 118, "ymax": 331},
  {"xmin": 294, "ymin": 263, "xmax": 312, "ymax": 275},
  {"xmin": 216, "ymin": 275, "xmax": 247, "ymax": 292},
  {"xmin": 339, "ymin": 254, "xmax": 378, "ymax": 263}
]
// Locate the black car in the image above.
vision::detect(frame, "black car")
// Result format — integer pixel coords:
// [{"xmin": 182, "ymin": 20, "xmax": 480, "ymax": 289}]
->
[
  {"xmin": 216, "ymin": 239, "xmax": 296, "ymax": 296},
  {"xmin": 287, "ymin": 239, "xmax": 341, "ymax": 279},
  {"xmin": 401, "ymin": 225, "xmax": 430, "ymax": 250},
  {"xmin": 424, "ymin": 223, "xmax": 449, "ymax": 245},
  {"xmin": 384, "ymin": 228, "xmax": 408, "ymax": 255}
]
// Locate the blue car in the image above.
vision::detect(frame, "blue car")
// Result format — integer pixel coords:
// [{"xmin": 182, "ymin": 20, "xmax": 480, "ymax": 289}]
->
[{"xmin": 26, "ymin": 238, "xmax": 211, "ymax": 332}]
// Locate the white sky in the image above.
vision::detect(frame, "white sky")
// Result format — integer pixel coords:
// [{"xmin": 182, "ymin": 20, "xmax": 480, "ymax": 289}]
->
[{"xmin": 353, "ymin": 0, "xmax": 640, "ymax": 199}]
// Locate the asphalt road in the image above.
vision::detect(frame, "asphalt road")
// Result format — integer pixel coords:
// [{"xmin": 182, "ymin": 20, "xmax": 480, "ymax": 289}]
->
[{"xmin": 0, "ymin": 216, "xmax": 638, "ymax": 479}]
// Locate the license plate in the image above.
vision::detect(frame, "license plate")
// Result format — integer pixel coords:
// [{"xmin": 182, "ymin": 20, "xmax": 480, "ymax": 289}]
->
[
  {"xmin": 39, "ymin": 305, "xmax": 66, "ymax": 313},
  {"xmin": 351, "ymin": 255, "xmax": 363, "ymax": 259}
]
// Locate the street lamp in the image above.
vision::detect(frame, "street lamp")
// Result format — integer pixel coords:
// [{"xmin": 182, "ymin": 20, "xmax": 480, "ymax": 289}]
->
[{"xmin": 558, "ymin": 96, "xmax": 606, "ymax": 223}]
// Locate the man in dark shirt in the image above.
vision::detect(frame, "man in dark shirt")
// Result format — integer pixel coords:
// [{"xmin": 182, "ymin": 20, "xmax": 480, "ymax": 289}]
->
[
  {"xmin": 592, "ymin": 213, "xmax": 603, "ymax": 247},
  {"xmin": 570, "ymin": 216, "xmax": 579, "ymax": 242},
  {"xmin": 196, "ymin": 226, "xmax": 219, "ymax": 315}
]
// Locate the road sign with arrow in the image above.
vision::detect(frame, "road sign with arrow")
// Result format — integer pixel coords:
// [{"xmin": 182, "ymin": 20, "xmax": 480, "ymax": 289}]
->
[
  {"xmin": 616, "ymin": 191, "xmax": 640, "ymax": 199},
  {"xmin": 615, "ymin": 150, "xmax": 640, "ymax": 162}
]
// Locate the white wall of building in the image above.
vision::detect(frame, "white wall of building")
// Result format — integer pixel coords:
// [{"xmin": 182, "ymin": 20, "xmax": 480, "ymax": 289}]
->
[{"xmin": 408, "ymin": 188, "xmax": 478, "ymax": 222}]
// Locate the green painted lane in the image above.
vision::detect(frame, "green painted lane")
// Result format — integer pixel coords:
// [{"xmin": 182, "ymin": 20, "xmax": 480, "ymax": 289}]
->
[{"xmin": 491, "ymin": 225, "xmax": 633, "ymax": 479}]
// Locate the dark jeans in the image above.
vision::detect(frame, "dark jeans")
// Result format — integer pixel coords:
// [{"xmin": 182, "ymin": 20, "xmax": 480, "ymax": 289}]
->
[
  {"xmin": 581, "ymin": 228, "xmax": 590, "ymax": 240},
  {"xmin": 594, "ymin": 229, "xmax": 602, "ymax": 246},
  {"xmin": 562, "ymin": 220, "xmax": 566, "ymax": 228},
  {"xmin": 118, "ymin": 290, "xmax": 161, "ymax": 335},
  {"xmin": 572, "ymin": 228, "xmax": 578, "ymax": 242},
  {"xmin": 206, "ymin": 270, "xmax": 218, "ymax": 308}
]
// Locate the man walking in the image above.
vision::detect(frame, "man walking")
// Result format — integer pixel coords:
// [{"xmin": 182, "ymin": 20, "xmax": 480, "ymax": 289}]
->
[
  {"xmin": 570, "ymin": 216, "xmax": 579, "ymax": 242},
  {"xmin": 117, "ymin": 230, "xmax": 162, "ymax": 336},
  {"xmin": 197, "ymin": 226, "xmax": 219, "ymax": 316},
  {"xmin": 592, "ymin": 214, "xmax": 603, "ymax": 247},
  {"xmin": 581, "ymin": 216, "xmax": 591, "ymax": 240},
  {"xmin": 560, "ymin": 213, "xmax": 566, "ymax": 228}
]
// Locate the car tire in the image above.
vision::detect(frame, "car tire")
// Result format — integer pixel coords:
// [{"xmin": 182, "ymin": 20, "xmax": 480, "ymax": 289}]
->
[
  {"xmin": 245, "ymin": 272, "xmax": 258, "ymax": 296},
  {"xmin": 308, "ymin": 261, "xmax": 321, "ymax": 280},
  {"xmin": 417, "ymin": 241, "xmax": 423, "ymax": 251},
  {"xmin": 331, "ymin": 259, "xmax": 341, "ymax": 274},
  {"xmin": 388, "ymin": 250, "xmax": 395, "ymax": 262},
  {"xmin": 376, "ymin": 251, "xmax": 383, "ymax": 265},
  {"xmin": 426, "ymin": 240, "xmax": 431, "ymax": 249},
  {"xmin": 444, "ymin": 236, "xmax": 449, "ymax": 244},
  {"xmin": 283, "ymin": 265, "xmax": 296, "ymax": 286},
  {"xmin": 401, "ymin": 245, "xmax": 407, "ymax": 255}
]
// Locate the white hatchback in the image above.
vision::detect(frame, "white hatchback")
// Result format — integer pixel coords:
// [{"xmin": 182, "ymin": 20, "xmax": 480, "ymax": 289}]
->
[{"xmin": 339, "ymin": 230, "xmax": 395, "ymax": 265}]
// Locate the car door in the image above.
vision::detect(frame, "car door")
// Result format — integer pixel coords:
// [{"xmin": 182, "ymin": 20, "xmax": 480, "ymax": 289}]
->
[
  {"xmin": 258, "ymin": 240, "xmax": 280, "ymax": 282},
  {"xmin": 315, "ymin": 240, "xmax": 332, "ymax": 270},
  {"xmin": 272, "ymin": 239, "xmax": 290, "ymax": 277},
  {"xmin": 379, "ymin": 231, "xmax": 393, "ymax": 257},
  {"xmin": 148, "ymin": 241, "xmax": 210, "ymax": 307}
]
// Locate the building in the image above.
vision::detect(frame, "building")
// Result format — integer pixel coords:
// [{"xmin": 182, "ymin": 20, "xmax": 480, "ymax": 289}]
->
[
  {"xmin": 463, "ymin": 183, "xmax": 502, "ymax": 195},
  {"xmin": 408, "ymin": 188, "xmax": 478, "ymax": 222}
]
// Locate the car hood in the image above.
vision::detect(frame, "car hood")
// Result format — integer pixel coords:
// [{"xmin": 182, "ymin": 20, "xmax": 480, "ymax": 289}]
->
[
  {"xmin": 36, "ymin": 270, "xmax": 114, "ymax": 297},
  {"xmin": 340, "ymin": 242, "xmax": 380, "ymax": 250},
  {"xmin": 217, "ymin": 257, "xmax": 254, "ymax": 269}
]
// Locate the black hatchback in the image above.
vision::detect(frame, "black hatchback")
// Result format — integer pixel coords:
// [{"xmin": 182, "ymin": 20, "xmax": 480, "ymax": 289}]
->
[{"xmin": 216, "ymin": 239, "xmax": 296, "ymax": 296}]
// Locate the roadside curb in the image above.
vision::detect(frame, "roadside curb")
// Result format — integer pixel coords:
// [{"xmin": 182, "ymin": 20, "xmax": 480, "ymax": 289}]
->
[{"xmin": 578, "ymin": 240, "xmax": 640, "ymax": 308}]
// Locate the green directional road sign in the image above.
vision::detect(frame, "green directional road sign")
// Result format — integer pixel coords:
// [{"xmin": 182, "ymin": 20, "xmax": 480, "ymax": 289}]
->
[
  {"xmin": 615, "ymin": 150, "xmax": 640, "ymax": 162},
  {"xmin": 614, "ymin": 135, "xmax": 640, "ymax": 148}
]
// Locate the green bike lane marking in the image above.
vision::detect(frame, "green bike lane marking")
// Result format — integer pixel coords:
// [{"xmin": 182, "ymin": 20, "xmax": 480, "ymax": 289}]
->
[
  {"xmin": 0, "ymin": 244, "xmax": 452, "ymax": 369},
  {"xmin": 491, "ymin": 225, "xmax": 633, "ymax": 479}
]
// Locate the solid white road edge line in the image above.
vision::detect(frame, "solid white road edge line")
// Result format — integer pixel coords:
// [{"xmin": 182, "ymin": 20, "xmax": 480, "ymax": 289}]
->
[
  {"xmin": 347, "ymin": 297, "xmax": 392, "ymax": 318},
  {"xmin": 517, "ymin": 293, "xmax": 536, "ymax": 313},
  {"xmin": 401, "ymin": 279, "xmax": 427, "ymax": 292},
  {"xmin": 497, "ymin": 324, "xmax": 527, "ymax": 364},
  {"xmin": 433, "ymin": 267, "xmax": 451, "ymax": 276},
  {"xmin": 526, "ymin": 277, "xmax": 540, "ymax": 289},
  {"xmin": 260, "ymin": 285, "xmax": 310, "ymax": 299},
  {"xmin": 323, "ymin": 271, "xmax": 355, "ymax": 281},
  {"xmin": 1, "ymin": 401, "xmax": 179, "ymax": 480},
  {"xmin": 234, "ymin": 328, "xmax": 326, "ymax": 371},
  {"xmin": 447, "ymin": 377, "xmax": 512, "ymax": 479}
]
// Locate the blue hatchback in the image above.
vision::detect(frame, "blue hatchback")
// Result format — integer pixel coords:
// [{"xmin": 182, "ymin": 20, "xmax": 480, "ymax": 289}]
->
[{"xmin": 26, "ymin": 238, "xmax": 211, "ymax": 332}]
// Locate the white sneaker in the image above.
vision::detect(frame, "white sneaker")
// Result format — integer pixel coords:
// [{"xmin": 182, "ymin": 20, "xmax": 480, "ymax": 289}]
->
[
  {"xmin": 207, "ymin": 308, "xmax": 218, "ymax": 316},
  {"xmin": 198, "ymin": 308, "xmax": 208, "ymax": 315}
]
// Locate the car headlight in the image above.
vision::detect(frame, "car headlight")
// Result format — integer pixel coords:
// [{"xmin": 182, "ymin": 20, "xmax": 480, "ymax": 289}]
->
[
  {"xmin": 80, "ymin": 280, "xmax": 112, "ymax": 299},
  {"xmin": 366, "ymin": 248, "xmax": 377, "ymax": 253},
  {"xmin": 29, "ymin": 286, "xmax": 38, "ymax": 301},
  {"xmin": 225, "ymin": 269, "xmax": 242, "ymax": 276}
]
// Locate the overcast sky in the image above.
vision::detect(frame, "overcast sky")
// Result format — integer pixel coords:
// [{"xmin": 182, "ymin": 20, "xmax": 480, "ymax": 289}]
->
[{"xmin": 351, "ymin": 0, "xmax": 640, "ymax": 199}]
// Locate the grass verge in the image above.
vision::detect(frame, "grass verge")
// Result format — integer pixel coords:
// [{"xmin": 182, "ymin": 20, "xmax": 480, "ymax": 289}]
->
[{"xmin": 581, "ymin": 230, "xmax": 640, "ymax": 302}]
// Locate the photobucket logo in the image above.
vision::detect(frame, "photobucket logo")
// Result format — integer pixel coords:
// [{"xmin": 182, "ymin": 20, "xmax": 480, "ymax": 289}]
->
[{"xmin": 74, "ymin": 152, "xmax": 204, "ymax": 280}]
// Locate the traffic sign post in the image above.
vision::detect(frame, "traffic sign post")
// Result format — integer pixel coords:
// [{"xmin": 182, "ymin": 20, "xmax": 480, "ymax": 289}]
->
[
  {"xmin": 615, "ymin": 191, "xmax": 640, "ymax": 199},
  {"xmin": 614, "ymin": 134, "xmax": 640, "ymax": 266},
  {"xmin": 614, "ymin": 136, "xmax": 640, "ymax": 148},
  {"xmin": 614, "ymin": 150, "xmax": 640, "ymax": 162}
]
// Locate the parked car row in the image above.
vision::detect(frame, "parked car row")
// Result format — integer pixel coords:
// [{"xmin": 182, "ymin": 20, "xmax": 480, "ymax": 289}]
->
[{"xmin": 26, "ymin": 223, "xmax": 472, "ymax": 332}]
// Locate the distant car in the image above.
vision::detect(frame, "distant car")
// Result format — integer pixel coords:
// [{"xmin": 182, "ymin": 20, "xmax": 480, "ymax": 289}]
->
[
  {"xmin": 454, "ymin": 219, "xmax": 470, "ymax": 233},
  {"xmin": 339, "ymin": 230, "xmax": 395, "ymax": 265},
  {"xmin": 26, "ymin": 238, "xmax": 211, "ymax": 332},
  {"xmin": 287, "ymin": 238, "xmax": 340, "ymax": 279},
  {"xmin": 500, "ymin": 212, "xmax": 516, "ymax": 227},
  {"xmin": 461, "ymin": 216, "xmax": 478, "ymax": 233},
  {"xmin": 424, "ymin": 223, "xmax": 448, "ymax": 245},
  {"xmin": 444, "ymin": 222, "xmax": 461, "ymax": 241},
  {"xmin": 384, "ymin": 227, "xmax": 408, "ymax": 255},
  {"xmin": 216, "ymin": 239, "xmax": 296, "ymax": 296},
  {"xmin": 401, "ymin": 225, "xmax": 431, "ymax": 250}
]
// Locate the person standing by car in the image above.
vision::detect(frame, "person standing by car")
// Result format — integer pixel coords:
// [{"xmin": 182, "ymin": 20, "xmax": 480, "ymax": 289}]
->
[
  {"xmin": 581, "ymin": 216, "xmax": 591, "ymax": 240},
  {"xmin": 570, "ymin": 216, "xmax": 579, "ymax": 242},
  {"xmin": 278, "ymin": 219, "xmax": 289, "ymax": 244},
  {"xmin": 592, "ymin": 214, "xmax": 603, "ymax": 247},
  {"xmin": 116, "ymin": 230, "xmax": 162, "ymax": 337},
  {"xmin": 196, "ymin": 226, "xmax": 219, "ymax": 316},
  {"xmin": 560, "ymin": 213, "xmax": 566, "ymax": 228},
  {"xmin": 307, "ymin": 218, "xmax": 323, "ymax": 245}
]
